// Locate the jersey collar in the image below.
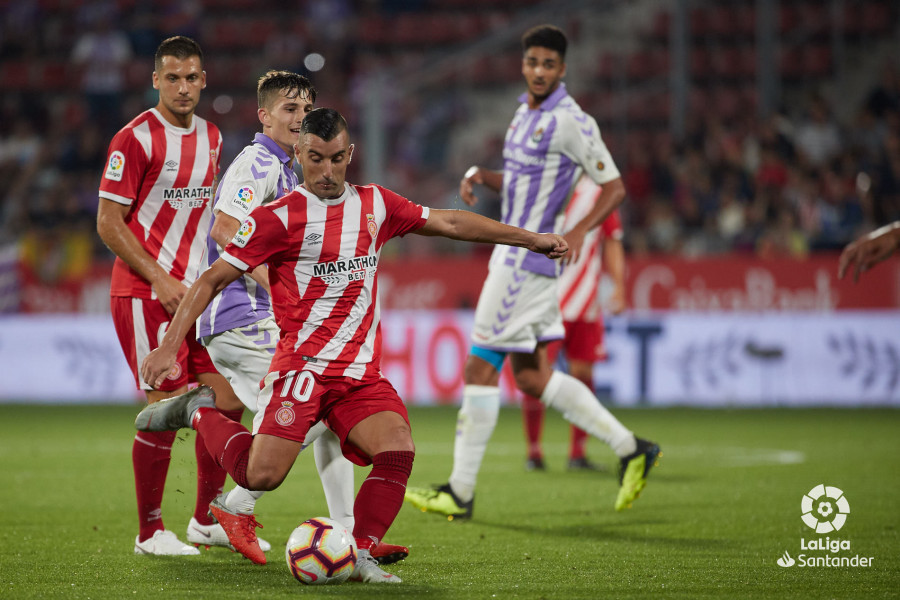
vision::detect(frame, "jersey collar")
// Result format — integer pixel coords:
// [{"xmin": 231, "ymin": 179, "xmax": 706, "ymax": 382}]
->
[
  {"xmin": 150, "ymin": 108, "xmax": 197, "ymax": 134},
  {"xmin": 298, "ymin": 182, "xmax": 351, "ymax": 206},
  {"xmin": 253, "ymin": 133, "xmax": 292, "ymax": 165},
  {"xmin": 518, "ymin": 82, "xmax": 568, "ymax": 111}
]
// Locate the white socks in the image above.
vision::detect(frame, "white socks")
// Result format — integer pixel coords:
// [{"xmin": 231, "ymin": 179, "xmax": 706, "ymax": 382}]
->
[
  {"xmin": 225, "ymin": 486, "xmax": 264, "ymax": 515},
  {"xmin": 540, "ymin": 370, "xmax": 636, "ymax": 457},
  {"xmin": 312, "ymin": 429, "xmax": 355, "ymax": 532},
  {"xmin": 448, "ymin": 385, "xmax": 500, "ymax": 503}
]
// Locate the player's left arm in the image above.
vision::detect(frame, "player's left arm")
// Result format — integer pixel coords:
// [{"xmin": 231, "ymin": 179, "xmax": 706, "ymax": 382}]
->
[
  {"xmin": 416, "ymin": 208, "xmax": 568, "ymax": 258},
  {"xmin": 140, "ymin": 259, "xmax": 243, "ymax": 388},
  {"xmin": 602, "ymin": 234, "xmax": 627, "ymax": 314},
  {"xmin": 558, "ymin": 114, "xmax": 626, "ymax": 264}
]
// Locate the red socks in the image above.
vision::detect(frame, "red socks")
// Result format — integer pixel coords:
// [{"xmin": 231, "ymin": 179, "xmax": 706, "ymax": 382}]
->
[
  {"xmin": 353, "ymin": 451, "xmax": 415, "ymax": 550},
  {"xmin": 521, "ymin": 394, "xmax": 545, "ymax": 460},
  {"xmin": 192, "ymin": 406, "xmax": 253, "ymax": 489},
  {"xmin": 193, "ymin": 407, "xmax": 244, "ymax": 525},
  {"xmin": 133, "ymin": 430, "xmax": 177, "ymax": 542},
  {"xmin": 569, "ymin": 426, "xmax": 588, "ymax": 461},
  {"xmin": 523, "ymin": 391, "xmax": 591, "ymax": 462}
]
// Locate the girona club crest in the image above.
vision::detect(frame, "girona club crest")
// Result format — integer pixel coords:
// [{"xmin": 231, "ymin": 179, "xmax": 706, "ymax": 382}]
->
[
  {"xmin": 166, "ymin": 362, "xmax": 183, "ymax": 381},
  {"xmin": 366, "ymin": 214, "xmax": 377, "ymax": 238},
  {"xmin": 275, "ymin": 401, "xmax": 296, "ymax": 426}
]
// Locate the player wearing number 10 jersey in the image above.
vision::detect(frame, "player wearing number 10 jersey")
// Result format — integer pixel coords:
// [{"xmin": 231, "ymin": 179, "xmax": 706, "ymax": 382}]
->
[{"xmin": 135, "ymin": 107, "xmax": 568, "ymax": 582}]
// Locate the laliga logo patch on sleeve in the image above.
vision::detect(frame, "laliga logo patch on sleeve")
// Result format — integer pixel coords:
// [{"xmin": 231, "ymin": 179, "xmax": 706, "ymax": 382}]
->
[
  {"xmin": 231, "ymin": 185, "xmax": 255, "ymax": 213},
  {"xmin": 232, "ymin": 216, "xmax": 256, "ymax": 248},
  {"xmin": 105, "ymin": 151, "xmax": 125, "ymax": 181}
]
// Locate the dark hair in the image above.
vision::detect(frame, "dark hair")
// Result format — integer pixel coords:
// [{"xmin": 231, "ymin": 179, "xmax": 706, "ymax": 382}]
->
[
  {"xmin": 154, "ymin": 36, "xmax": 203, "ymax": 71},
  {"xmin": 521, "ymin": 25, "xmax": 567, "ymax": 59},
  {"xmin": 257, "ymin": 70, "xmax": 317, "ymax": 108},
  {"xmin": 300, "ymin": 108, "xmax": 347, "ymax": 142}
]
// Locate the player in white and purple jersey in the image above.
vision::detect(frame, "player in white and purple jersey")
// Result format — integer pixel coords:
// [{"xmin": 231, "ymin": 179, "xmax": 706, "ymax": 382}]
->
[{"xmin": 405, "ymin": 25, "xmax": 660, "ymax": 519}]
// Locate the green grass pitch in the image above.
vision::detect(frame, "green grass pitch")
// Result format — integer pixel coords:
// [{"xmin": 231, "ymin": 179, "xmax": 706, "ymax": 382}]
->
[{"xmin": 1, "ymin": 404, "xmax": 897, "ymax": 599}]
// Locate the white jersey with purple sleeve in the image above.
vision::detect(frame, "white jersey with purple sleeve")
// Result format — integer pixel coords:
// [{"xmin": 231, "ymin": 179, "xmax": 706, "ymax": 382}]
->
[
  {"xmin": 197, "ymin": 133, "xmax": 298, "ymax": 338},
  {"xmin": 490, "ymin": 83, "xmax": 620, "ymax": 277}
]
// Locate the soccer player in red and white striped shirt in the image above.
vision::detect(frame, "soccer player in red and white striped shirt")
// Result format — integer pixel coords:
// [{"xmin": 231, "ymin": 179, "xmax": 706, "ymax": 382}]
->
[
  {"xmin": 135, "ymin": 108, "xmax": 568, "ymax": 582},
  {"xmin": 96, "ymin": 36, "xmax": 247, "ymax": 557},
  {"xmin": 520, "ymin": 176, "xmax": 627, "ymax": 472}
]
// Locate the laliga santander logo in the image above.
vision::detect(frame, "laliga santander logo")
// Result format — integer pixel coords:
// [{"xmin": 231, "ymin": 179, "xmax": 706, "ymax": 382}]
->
[
  {"xmin": 105, "ymin": 150, "xmax": 125, "ymax": 181},
  {"xmin": 232, "ymin": 216, "xmax": 256, "ymax": 248},
  {"xmin": 801, "ymin": 484, "xmax": 849, "ymax": 533},
  {"xmin": 236, "ymin": 186, "xmax": 254, "ymax": 204}
]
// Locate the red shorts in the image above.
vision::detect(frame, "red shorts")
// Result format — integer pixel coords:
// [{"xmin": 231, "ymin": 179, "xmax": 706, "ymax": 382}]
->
[
  {"xmin": 111, "ymin": 296, "xmax": 217, "ymax": 392},
  {"xmin": 557, "ymin": 319, "xmax": 607, "ymax": 363},
  {"xmin": 255, "ymin": 370, "xmax": 409, "ymax": 467}
]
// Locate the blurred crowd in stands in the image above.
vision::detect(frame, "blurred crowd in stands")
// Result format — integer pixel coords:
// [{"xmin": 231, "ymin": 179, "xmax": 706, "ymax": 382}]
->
[{"xmin": 1, "ymin": 0, "xmax": 899, "ymax": 290}]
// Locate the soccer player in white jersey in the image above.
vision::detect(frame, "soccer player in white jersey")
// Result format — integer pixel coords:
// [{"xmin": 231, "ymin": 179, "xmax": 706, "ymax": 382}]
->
[
  {"xmin": 521, "ymin": 177, "xmax": 627, "ymax": 472},
  {"xmin": 96, "ymin": 36, "xmax": 247, "ymax": 556},
  {"xmin": 185, "ymin": 69, "xmax": 406, "ymax": 565},
  {"xmin": 404, "ymin": 25, "xmax": 660, "ymax": 519},
  {"xmin": 133, "ymin": 108, "xmax": 568, "ymax": 583}
]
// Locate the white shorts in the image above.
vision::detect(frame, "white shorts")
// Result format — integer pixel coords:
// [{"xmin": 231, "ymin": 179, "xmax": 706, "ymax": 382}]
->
[
  {"xmin": 470, "ymin": 264, "xmax": 565, "ymax": 354},
  {"xmin": 203, "ymin": 317, "xmax": 279, "ymax": 412}
]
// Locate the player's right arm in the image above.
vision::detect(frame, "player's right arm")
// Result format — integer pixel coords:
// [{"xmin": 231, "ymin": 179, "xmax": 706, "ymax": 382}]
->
[
  {"xmin": 209, "ymin": 211, "xmax": 270, "ymax": 295},
  {"xmin": 459, "ymin": 166, "xmax": 504, "ymax": 206},
  {"xmin": 140, "ymin": 258, "xmax": 244, "ymax": 388},
  {"xmin": 96, "ymin": 198, "xmax": 187, "ymax": 314}
]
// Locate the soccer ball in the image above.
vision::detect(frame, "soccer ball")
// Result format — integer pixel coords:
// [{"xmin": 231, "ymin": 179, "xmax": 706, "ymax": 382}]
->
[{"xmin": 285, "ymin": 517, "xmax": 357, "ymax": 585}]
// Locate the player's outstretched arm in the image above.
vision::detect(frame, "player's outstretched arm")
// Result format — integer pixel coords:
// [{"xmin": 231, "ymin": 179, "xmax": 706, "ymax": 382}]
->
[
  {"xmin": 838, "ymin": 221, "xmax": 900, "ymax": 282},
  {"xmin": 140, "ymin": 259, "xmax": 244, "ymax": 388},
  {"xmin": 416, "ymin": 208, "xmax": 568, "ymax": 259}
]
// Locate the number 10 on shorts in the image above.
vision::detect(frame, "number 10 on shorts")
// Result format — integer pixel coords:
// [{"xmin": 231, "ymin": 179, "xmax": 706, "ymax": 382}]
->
[{"xmin": 280, "ymin": 370, "xmax": 315, "ymax": 402}]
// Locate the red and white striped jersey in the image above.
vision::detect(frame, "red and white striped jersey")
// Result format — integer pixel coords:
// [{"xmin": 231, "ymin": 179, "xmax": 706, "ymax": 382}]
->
[
  {"xmin": 222, "ymin": 183, "xmax": 429, "ymax": 380},
  {"xmin": 99, "ymin": 108, "xmax": 222, "ymax": 299},
  {"xmin": 558, "ymin": 176, "xmax": 623, "ymax": 322}
]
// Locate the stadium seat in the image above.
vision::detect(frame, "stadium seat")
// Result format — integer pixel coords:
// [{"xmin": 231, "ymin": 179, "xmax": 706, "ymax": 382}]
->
[
  {"xmin": 708, "ymin": 5, "xmax": 738, "ymax": 38},
  {"xmin": 649, "ymin": 10, "xmax": 670, "ymax": 41},
  {"xmin": 124, "ymin": 58, "xmax": 150, "ymax": 91},
  {"xmin": 735, "ymin": 4, "xmax": 756, "ymax": 38},
  {"xmin": 690, "ymin": 47, "xmax": 711, "ymax": 80},
  {"xmin": 778, "ymin": 4, "xmax": 799, "ymax": 34},
  {"xmin": 801, "ymin": 44, "xmax": 832, "ymax": 77},
  {"xmin": 711, "ymin": 46, "xmax": 741, "ymax": 79},
  {"xmin": 38, "ymin": 61, "xmax": 70, "ymax": 90},
  {"xmin": 689, "ymin": 7, "xmax": 710, "ymax": 38},
  {"xmin": 2, "ymin": 62, "xmax": 32, "ymax": 89},
  {"xmin": 778, "ymin": 46, "xmax": 803, "ymax": 80},
  {"xmin": 860, "ymin": 1, "xmax": 892, "ymax": 34},
  {"xmin": 627, "ymin": 51, "xmax": 653, "ymax": 81}
]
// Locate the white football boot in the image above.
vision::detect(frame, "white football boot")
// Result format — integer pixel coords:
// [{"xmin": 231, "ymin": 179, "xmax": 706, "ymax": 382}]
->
[
  {"xmin": 349, "ymin": 548, "xmax": 401, "ymax": 583},
  {"xmin": 187, "ymin": 517, "xmax": 272, "ymax": 552},
  {"xmin": 134, "ymin": 529, "xmax": 200, "ymax": 556}
]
